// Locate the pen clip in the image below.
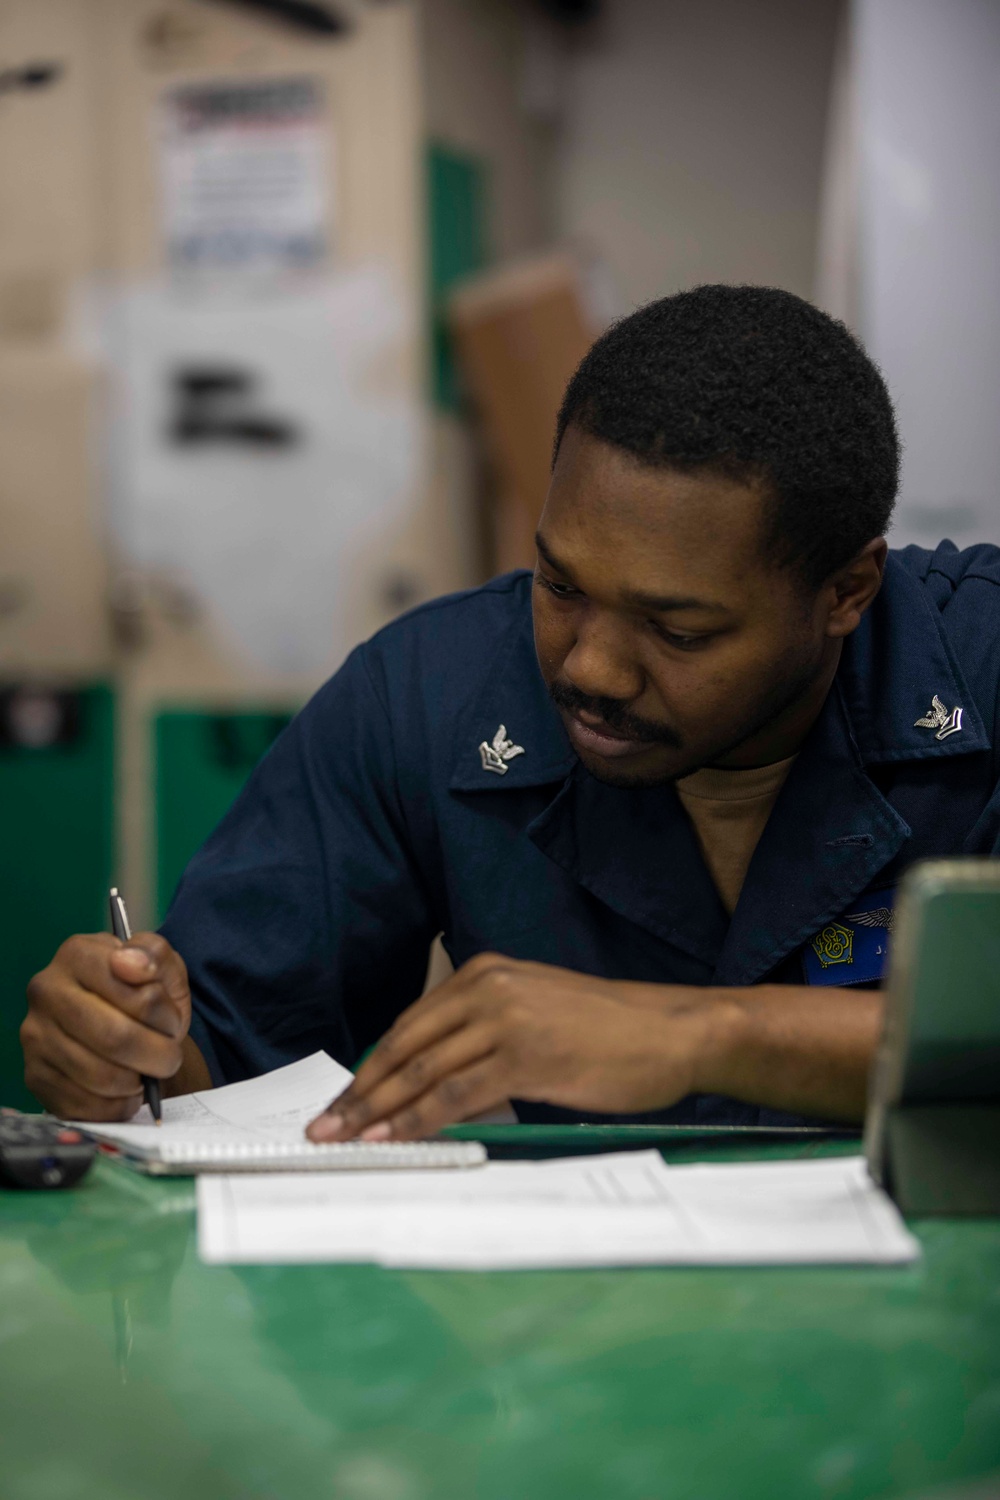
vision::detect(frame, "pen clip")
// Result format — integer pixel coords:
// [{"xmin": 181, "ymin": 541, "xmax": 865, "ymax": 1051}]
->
[{"xmin": 109, "ymin": 887, "xmax": 132, "ymax": 942}]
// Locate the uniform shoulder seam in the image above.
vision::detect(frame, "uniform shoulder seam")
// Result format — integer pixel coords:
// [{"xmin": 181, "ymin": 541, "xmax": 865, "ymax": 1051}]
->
[
  {"xmin": 410, "ymin": 570, "xmax": 529, "ymax": 617},
  {"xmin": 929, "ymin": 565, "xmax": 1000, "ymax": 588},
  {"xmin": 367, "ymin": 571, "xmax": 531, "ymax": 635},
  {"xmin": 925, "ymin": 562, "xmax": 1000, "ymax": 601}
]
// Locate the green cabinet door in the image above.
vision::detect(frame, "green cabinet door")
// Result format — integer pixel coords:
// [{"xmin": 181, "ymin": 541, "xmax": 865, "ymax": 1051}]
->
[
  {"xmin": 154, "ymin": 709, "xmax": 293, "ymax": 922},
  {"xmin": 427, "ymin": 141, "xmax": 490, "ymax": 409},
  {"xmin": 0, "ymin": 684, "xmax": 114, "ymax": 1110}
]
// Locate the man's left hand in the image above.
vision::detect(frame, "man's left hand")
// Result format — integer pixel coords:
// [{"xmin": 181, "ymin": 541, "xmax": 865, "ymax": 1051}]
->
[{"xmin": 306, "ymin": 952, "xmax": 728, "ymax": 1142}]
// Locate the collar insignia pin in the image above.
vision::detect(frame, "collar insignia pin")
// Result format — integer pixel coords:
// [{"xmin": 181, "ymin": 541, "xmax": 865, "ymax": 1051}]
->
[
  {"xmin": 914, "ymin": 694, "xmax": 963, "ymax": 741},
  {"xmin": 479, "ymin": 724, "xmax": 525, "ymax": 776}
]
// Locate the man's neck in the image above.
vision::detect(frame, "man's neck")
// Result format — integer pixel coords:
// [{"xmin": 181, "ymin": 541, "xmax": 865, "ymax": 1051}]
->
[{"xmin": 710, "ymin": 638, "xmax": 844, "ymax": 771}]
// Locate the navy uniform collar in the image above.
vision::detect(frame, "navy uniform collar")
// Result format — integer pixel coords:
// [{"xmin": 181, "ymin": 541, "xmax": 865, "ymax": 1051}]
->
[
  {"xmin": 446, "ymin": 556, "xmax": 991, "ymax": 980},
  {"xmin": 448, "ymin": 584, "xmax": 576, "ymax": 793},
  {"xmin": 837, "ymin": 552, "xmax": 989, "ymax": 763},
  {"xmin": 449, "ymin": 552, "xmax": 989, "ymax": 793},
  {"xmin": 712, "ymin": 681, "xmax": 910, "ymax": 983}
]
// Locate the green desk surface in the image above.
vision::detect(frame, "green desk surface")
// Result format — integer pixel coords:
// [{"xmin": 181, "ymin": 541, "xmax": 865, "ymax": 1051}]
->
[{"xmin": 1, "ymin": 1130, "xmax": 998, "ymax": 1500}]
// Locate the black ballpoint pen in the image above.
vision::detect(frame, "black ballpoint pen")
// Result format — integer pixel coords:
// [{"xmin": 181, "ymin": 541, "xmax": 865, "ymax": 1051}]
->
[{"xmin": 109, "ymin": 886, "xmax": 162, "ymax": 1124}]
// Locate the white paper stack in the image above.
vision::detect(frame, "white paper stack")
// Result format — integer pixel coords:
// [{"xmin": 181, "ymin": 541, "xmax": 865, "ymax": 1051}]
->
[{"xmin": 197, "ymin": 1149, "xmax": 920, "ymax": 1269}]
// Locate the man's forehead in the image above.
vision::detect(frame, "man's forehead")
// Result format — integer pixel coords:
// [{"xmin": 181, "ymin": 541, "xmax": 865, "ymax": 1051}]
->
[
  {"xmin": 554, "ymin": 423, "xmax": 760, "ymax": 490},
  {"xmin": 548, "ymin": 427, "xmax": 769, "ymax": 547},
  {"xmin": 539, "ymin": 479, "xmax": 774, "ymax": 608}
]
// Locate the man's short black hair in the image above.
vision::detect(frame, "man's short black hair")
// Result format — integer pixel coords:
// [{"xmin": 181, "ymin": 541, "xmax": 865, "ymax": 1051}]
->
[{"xmin": 555, "ymin": 284, "xmax": 899, "ymax": 590}]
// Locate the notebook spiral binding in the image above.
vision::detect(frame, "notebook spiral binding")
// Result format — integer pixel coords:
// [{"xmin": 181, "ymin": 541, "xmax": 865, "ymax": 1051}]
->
[{"xmin": 118, "ymin": 1137, "xmax": 488, "ymax": 1175}]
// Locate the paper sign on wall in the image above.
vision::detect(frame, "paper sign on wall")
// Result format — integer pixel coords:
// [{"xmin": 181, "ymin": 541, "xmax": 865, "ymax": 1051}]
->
[
  {"xmin": 160, "ymin": 76, "xmax": 330, "ymax": 278},
  {"xmin": 104, "ymin": 268, "xmax": 420, "ymax": 678}
]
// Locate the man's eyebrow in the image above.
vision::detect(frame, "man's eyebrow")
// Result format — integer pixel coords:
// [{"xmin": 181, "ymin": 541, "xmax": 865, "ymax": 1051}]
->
[
  {"xmin": 619, "ymin": 585, "xmax": 732, "ymax": 615},
  {"xmin": 534, "ymin": 533, "xmax": 569, "ymax": 575},
  {"xmin": 536, "ymin": 533, "xmax": 730, "ymax": 615}
]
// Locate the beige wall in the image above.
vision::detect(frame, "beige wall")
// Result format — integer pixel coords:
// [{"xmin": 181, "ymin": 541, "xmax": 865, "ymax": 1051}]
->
[
  {"xmin": 416, "ymin": 0, "xmax": 561, "ymax": 986},
  {"xmin": 418, "ymin": 0, "xmax": 560, "ymax": 586},
  {"xmin": 421, "ymin": 0, "xmax": 557, "ymax": 261},
  {"xmin": 0, "ymin": 1, "xmax": 111, "ymax": 678},
  {"xmin": 554, "ymin": 0, "xmax": 842, "ymax": 310},
  {"xmin": 0, "ymin": 0, "xmax": 104, "ymax": 295},
  {"xmin": 0, "ymin": 0, "xmax": 433, "ymax": 922}
]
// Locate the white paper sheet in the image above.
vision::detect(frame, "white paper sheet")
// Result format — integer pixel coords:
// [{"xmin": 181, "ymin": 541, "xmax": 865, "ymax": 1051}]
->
[
  {"xmin": 197, "ymin": 1150, "xmax": 920, "ymax": 1269},
  {"xmin": 69, "ymin": 1050, "xmax": 353, "ymax": 1151},
  {"xmin": 100, "ymin": 272, "xmax": 421, "ymax": 678}
]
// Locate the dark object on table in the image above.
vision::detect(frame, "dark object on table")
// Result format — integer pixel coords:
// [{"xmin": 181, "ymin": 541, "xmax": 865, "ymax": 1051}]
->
[
  {"xmin": 866, "ymin": 859, "xmax": 1000, "ymax": 1214},
  {"xmin": 0, "ymin": 1110, "xmax": 96, "ymax": 1189}
]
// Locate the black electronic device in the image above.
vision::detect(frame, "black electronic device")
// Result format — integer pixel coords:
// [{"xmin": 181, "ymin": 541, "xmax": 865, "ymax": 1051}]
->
[{"xmin": 0, "ymin": 1111, "xmax": 96, "ymax": 1190}]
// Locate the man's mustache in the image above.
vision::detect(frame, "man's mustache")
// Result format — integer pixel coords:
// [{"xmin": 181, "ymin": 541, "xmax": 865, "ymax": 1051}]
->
[{"xmin": 549, "ymin": 679, "xmax": 683, "ymax": 747}]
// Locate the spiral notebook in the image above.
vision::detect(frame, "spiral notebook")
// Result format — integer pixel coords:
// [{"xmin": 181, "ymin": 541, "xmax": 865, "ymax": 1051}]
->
[{"xmin": 67, "ymin": 1051, "xmax": 486, "ymax": 1175}]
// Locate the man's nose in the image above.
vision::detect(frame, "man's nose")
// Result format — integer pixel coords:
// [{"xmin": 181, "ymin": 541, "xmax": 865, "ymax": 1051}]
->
[{"xmin": 561, "ymin": 610, "xmax": 644, "ymax": 705}]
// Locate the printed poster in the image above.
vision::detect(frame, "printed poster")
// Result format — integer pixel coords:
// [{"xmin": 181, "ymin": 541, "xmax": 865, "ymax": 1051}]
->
[{"xmin": 160, "ymin": 76, "xmax": 330, "ymax": 278}]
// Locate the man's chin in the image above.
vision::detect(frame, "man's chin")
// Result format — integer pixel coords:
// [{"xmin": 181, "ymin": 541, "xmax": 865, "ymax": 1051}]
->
[{"xmin": 573, "ymin": 745, "xmax": 694, "ymax": 789}]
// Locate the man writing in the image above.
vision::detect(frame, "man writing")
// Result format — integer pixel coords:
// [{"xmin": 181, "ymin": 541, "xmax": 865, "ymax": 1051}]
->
[{"xmin": 22, "ymin": 286, "xmax": 1000, "ymax": 1140}]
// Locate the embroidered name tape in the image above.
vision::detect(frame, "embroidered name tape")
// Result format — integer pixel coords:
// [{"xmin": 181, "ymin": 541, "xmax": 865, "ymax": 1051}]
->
[{"xmin": 802, "ymin": 887, "xmax": 895, "ymax": 987}]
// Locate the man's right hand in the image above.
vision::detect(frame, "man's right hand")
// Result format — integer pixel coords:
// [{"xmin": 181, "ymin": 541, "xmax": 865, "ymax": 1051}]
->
[{"xmin": 22, "ymin": 932, "xmax": 192, "ymax": 1121}]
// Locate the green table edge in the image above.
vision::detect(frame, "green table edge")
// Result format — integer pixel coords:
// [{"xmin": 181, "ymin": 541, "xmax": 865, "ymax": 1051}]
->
[{"xmin": 441, "ymin": 1122, "xmax": 861, "ymax": 1152}]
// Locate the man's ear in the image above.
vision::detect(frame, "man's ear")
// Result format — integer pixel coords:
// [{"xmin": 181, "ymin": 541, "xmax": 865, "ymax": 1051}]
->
[{"xmin": 824, "ymin": 538, "xmax": 888, "ymax": 639}]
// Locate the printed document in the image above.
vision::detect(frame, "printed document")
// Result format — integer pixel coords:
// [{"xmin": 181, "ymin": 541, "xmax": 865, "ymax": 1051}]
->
[{"xmin": 197, "ymin": 1150, "xmax": 919, "ymax": 1269}]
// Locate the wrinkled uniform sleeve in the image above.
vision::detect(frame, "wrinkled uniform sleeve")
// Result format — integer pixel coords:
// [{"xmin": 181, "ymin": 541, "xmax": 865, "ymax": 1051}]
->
[{"xmin": 160, "ymin": 645, "xmax": 437, "ymax": 1084}]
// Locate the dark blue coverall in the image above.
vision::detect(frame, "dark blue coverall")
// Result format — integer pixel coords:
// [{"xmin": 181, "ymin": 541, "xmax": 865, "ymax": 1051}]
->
[{"xmin": 162, "ymin": 541, "xmax": 1000, "ymax": 1125}]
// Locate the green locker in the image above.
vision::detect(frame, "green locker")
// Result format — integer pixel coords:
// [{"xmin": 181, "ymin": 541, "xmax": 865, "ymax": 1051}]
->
[
  {"xmin": 154, "ymin": 709, "xmax": 293, "ymax": 922},
  {"xmin": 0, "ymin": 684, "xmax": 114, "ymax": 1110},
  {"xmin": 427, "ymin": 141, "xmax": 490, "ymax": 410}
]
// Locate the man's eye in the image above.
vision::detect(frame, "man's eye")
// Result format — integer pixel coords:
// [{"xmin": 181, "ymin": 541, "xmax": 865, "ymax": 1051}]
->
[
  {"xmin": 653, "ymin": 624, "xmax": 710, "ymax": 650},
  {"xmin": 537, "ymin": 575, "xmax": 579, "ymax": 600}
]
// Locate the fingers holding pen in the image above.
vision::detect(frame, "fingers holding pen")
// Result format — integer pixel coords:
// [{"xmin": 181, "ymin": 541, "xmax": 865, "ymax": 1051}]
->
[
  {"xmin": 108, "ymin": 932, "xmax": 190, "ymax": 1029},
  {"xmin": 109, "ymin": 930, "xmax": 189, "ymax": 990},
  {"xmin": 49, "ymin": 984, "xmax": 183, "ymax": 1078},
  {"xmin": 24, "ymin": 927, "xmax": 192, "ymax": 1121},
  {"xmin": 31, "ymin": 1019, "xmax": 146, "ymax": 1101},
  {"xmin": 53, "ymin": 932, "xmax": 187, "ymax": 1039},
  {"xmin": 26, "ymin": 954, "xmax": 184, "ymax": 1081},
  {"xmin": 24, "ymin": 1055, "xmax": 143, "ymax": 1123}
]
